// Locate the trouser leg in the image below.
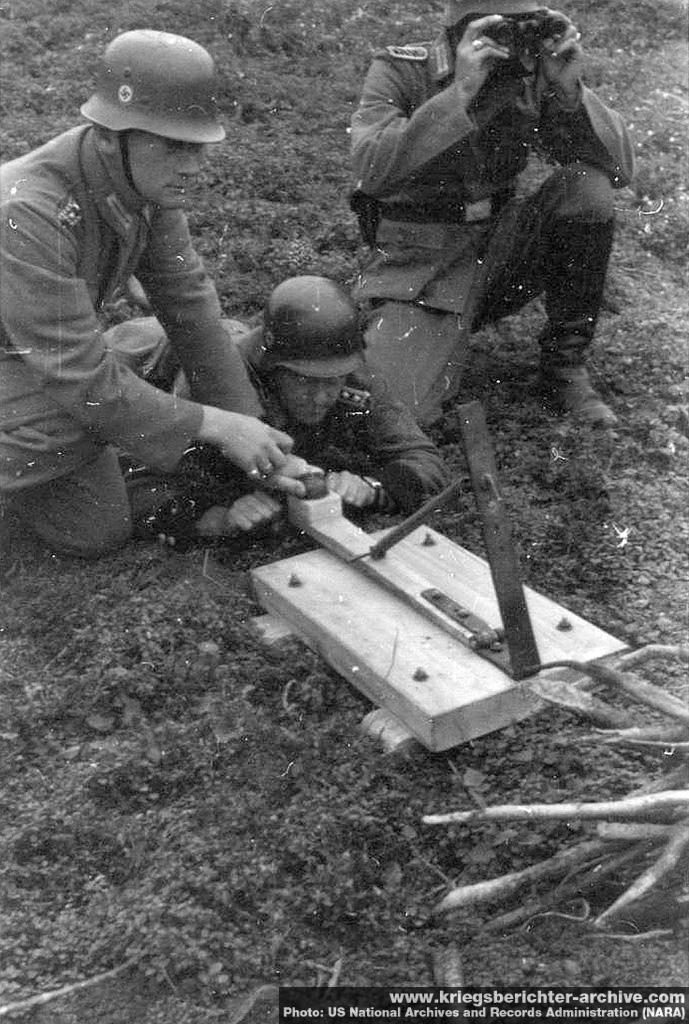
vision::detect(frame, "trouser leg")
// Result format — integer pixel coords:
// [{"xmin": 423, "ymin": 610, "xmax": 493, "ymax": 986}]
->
[
  {"xmin": 475, "ymin": 162, "xmax": 615, "ymax": 364},
  {"xmin": 362, "ymin": 301, "xmax": 465, "ymax": 427},
  {"xmin": 13, "ymin": 447, "xmax": 132, "ymax": 557},
  {"xmin": 106, "ymin": 315, "xmax": 253, "ymax": 396},
  {"xmin": 105, "ymin": 317, "xmax": 180, "ymax": 390},
  {"xmin": 538, "ymin": 217, "xmax": 614, "ymax": 368},
  {"xmin": 473, "ymin": 163, "xmax": 618, "ymax": 426},
  {"xmin": 9, "ymin": 445, "xmax": 229, "ymax": 556}
]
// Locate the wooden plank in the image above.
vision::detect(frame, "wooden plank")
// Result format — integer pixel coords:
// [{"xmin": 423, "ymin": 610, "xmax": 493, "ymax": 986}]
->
[
  {"xmin": 288, "ymin": 493, "xmax": 507, "ymax": 656},
  {"xmin": 287, "ymin": 495, "xmax": 625, "ymax": 668},
  {"xmin": 251, "ymin": 547, "xmax": 540, "ymax": 751},
  {"xmin": 252, "ymin": 512, "xmax": 627, "ymax": 749}
]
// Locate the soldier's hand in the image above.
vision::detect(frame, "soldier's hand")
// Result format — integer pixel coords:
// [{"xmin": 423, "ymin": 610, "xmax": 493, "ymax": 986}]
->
[
  {"xmin": 538, "ymin": 10, "xmax": 583, "ymax": 106},
  {"xmin": 196, "ymin": 492, "xmax": 283, "ymax": 536},
  {"xmin": 326, "ymin": 471, "xmax": 377, "ymax": 508},
  {"xmin": 454, "ymin": 14, "xmax": 511, "ymax": 101},
  {"xmin": 224, "ymin": 492, "xmax": 283, "ymax": 532},
  {"xmin": 199, "ymin": 407, "xmax": 304, "ymax": 493},
  {"xmin": 255, "ymin": 454, "xmax": 324, "ymax": 497}
]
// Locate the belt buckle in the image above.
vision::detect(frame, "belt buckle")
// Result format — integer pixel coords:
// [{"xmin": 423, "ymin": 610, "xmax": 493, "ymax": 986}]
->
[{"xmin": 464, "ymin": 198, "xmax": 492, "ymax": 223}]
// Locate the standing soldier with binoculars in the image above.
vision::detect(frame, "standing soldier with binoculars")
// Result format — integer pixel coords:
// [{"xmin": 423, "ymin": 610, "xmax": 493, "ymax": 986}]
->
[{"xmin": 350, "ymin": 1, "xmax": 635, "ymax": 429}]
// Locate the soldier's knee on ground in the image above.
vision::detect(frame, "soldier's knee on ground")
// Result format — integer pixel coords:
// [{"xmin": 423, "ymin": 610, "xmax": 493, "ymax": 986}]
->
[
  {"xmin": 14, "ymin": 449, "xmax": 133, "ymax": 557},
  {"xmin": 543, "ymin": 163, "xmax": 615, "ymax": 221},
  {"xmin": 15, "ymin": 502, "xmax": 132, "ymax": 557}
]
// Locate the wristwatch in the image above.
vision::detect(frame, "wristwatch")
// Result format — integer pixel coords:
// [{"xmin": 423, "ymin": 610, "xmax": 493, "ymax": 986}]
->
[{"xmin": 363, "ymin": 476, "xmax": 391, "ymax": 511}]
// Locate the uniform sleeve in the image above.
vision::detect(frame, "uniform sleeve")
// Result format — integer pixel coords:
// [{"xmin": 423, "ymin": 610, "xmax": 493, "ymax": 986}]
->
[
  {"xmin": 0, "ymin": 194, "xmax": 203, "ymax": 472},
  {"xmin": 351, "ymin": 57, "xmax": 476, "ymax": 198},
  {"xmin": 359, "ymin": 375, "xmax": 449, "ymax": 512},
  {"xmin": 539, "ymin": 86, "xmax": 635, "ymax": 188},
  {"xmin": 135, "ymin": 209, "xmax": 263, "ymax": 417}
]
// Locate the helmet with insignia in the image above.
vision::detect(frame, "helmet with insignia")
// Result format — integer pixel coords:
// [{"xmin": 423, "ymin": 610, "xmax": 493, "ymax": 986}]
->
[
  {"xmin": 262, "ymin": 276, "xmax": 365, "ymax": 378},
  {"xmin": 81, "ymin": 30, "xmax": 225, "ymax": 143},
  {"xmin": 443, "ymin": 0, "xmax": 543, "ymax": 25}
]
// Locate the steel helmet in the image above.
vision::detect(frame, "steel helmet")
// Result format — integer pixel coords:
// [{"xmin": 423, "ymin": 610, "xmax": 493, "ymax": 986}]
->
[
  {"xmin": 444, "ymin": 1, "xmax": 544, "ymax": 25},
  {"xmin": 262, "ymin": 276, "xmax": 365, "ymax": 378},
  {"xmin": 80, "ymin": 30, "xmax": 225, "ymax": 143}
]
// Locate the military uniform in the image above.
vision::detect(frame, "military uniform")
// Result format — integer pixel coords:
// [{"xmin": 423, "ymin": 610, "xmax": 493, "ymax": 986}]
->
[
  {"xmin": 237, "ymin": 327, "xmax": 448, "ymax": 512},
  {"xmin": 0, "ymin": 126, "xmax": 261, "ymax": 551},
  {"xmin": 350, "ymin": 32, "xmax": 635, "ymax": 424},
  {"xmin": 125, "ymin": 322, "xmax": 449, "ymax": 547}
]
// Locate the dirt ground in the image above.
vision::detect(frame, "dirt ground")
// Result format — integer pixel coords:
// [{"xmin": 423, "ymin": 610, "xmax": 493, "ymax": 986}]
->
[{"xmin": 0, "ymin": 1, "xmax": 687, "ymax": 1021}]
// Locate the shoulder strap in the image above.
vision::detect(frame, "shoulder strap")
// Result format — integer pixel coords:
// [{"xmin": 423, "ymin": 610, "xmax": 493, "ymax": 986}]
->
[{"xmin": 382, "ymin": 43, "xmax": 429, "ymax": 62}]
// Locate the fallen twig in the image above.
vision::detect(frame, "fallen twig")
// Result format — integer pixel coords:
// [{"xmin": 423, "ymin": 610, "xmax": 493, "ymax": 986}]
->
[
  {"xmin": 594, "ymin": 821, "xmax": 689, "ymax": 928},
  {"xmin": 604, "ymin": 671, "xmax": 689, "ymax": 725},
  {"xmin": 529, "ymin": 675, "xmax": 634, "ymax": 728},
  {"xmin": 480, "ymin": 900, "xmax": 548, "ymax": 933},
  {"xmin": 0, "ymin": 960, "xmax": 136, "ymax": 1018},
  {"xmin": 596, "ymin": 821, "xmax": 679, "ymax": 842},
  {"xmin": 570, "ymin": 844, "xmax": 655, "ymax": 896},
  {"xmin": 538, "ymin": 661, "xmax": 689, "ymax": 726},
  {"xmin": 591, "ymin": 929, "xmax": 675, "ymax": 942},
  {"xmin": 227, "ymin": 984, "xmax": 279, "ymax": 1024},
  {"xmin": 598, "ymin": 739, "xmax": 689, "ymax": 751},
  {"xmin": 426, "ymin": 651, "xmax": 688, "ymax": 941},
  {"xmin": 434, "ymin": 840, "xmax": 605, "ymax": 916},
  {"xmin": 424, "ymin": 791, "xmax": 689, "ymax": 826},
  {"xmin": 328, "ymin": 959, "xmax": 344, "ymax": 987},
  {"xmin": 583, "ymin": 725, "xmax": 689, "ymax": 745},
  {"xmin": 480, "ymin": 845, "xmax": 653, "ymax": 933},
  {"xmin": 614, "ymin": 645, "xmax": 689, "ymax": 670}
]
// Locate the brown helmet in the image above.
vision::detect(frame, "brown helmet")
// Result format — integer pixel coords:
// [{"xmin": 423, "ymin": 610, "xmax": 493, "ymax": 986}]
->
[
  {"xmin": 444, "ymin": 0, "xmax": 544, "ymax": 26},
  {"xmin": 262, "ymin": 276, "xmax": 365, "ymax": 378},
  {"xmin": 80, "ymin": 30, "xmax": 225, "ymax": 143}
]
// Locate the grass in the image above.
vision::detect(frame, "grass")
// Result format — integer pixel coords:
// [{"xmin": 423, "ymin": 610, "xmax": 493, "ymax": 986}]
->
[{"xmin": 1, "ymin": 0, "xmax": 688, "ymax": 1019}]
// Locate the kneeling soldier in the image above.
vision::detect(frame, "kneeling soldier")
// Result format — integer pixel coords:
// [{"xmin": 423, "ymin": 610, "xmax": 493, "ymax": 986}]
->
[{"xmin": 0, "ymin": 30, "xmax": 305, "ymax": 557}]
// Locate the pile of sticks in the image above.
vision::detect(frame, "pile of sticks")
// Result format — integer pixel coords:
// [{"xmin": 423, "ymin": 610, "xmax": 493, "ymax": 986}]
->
[{"xmin": 423, "ymin": 645, "xmax": 689, "ymax": 937}]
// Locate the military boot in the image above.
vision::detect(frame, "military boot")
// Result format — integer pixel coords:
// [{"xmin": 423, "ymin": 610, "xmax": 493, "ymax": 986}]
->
[{"xmin": 541, "ymin": 364, "xmax": 618, "ymax": 428}]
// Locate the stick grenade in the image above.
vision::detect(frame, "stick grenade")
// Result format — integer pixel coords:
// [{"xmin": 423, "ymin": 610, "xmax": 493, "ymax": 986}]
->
[
  {"xmin": 355, "ymin": 477, "xmax": 464, "ymax": 561},
  {"xmin": 296, "ymin": 471, "xmax": 329, "ymax": 499}
]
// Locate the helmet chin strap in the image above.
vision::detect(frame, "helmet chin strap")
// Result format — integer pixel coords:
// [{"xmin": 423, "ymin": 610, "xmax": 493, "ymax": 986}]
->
[{"xmin": 118, "ymin": 131, "xmax": 139, "ymax": 194}]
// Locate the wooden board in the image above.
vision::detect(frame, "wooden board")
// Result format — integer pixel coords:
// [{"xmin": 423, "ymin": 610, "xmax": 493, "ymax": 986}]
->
[{"xmin": 250, "ymin": 521, "xmax": 627, "ymax": 751}]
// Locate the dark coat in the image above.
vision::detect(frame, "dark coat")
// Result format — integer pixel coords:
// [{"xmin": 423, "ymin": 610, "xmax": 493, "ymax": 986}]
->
[{"xmin": 351, "ymin": 32, "xmax": 635, "ymax": 312}]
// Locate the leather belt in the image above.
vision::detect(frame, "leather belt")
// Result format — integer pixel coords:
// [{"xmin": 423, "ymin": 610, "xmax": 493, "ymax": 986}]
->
[{"xmin": 378, "ymin": 196, "xmax": 494, "ymax": 225}]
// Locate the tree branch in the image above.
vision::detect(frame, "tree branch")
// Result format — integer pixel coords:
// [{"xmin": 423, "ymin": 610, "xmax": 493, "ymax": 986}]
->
[
  {"xmin": 423, "ymin": 791, "xmax": 689, "ymax": 826},
  {"xmin": 0, "ymin": 961, "xmax": 136, "ymax": 1018},
  {"xmin": 537, "ymin": 661, "xmax": 689, "ymax": 725},
  {"xmin": 434, "ymin": 841, "xmax": 606, "ymax": 915},
  {"xmin": 594, "ymin": 821, "xmax": 689, "ymax": 928},
  {"xmin": 614, "ymin": 645, "xmax": 689, "ymax": 670}
]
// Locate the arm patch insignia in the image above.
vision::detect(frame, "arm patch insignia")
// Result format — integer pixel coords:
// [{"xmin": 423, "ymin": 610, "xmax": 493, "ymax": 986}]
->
[
  {"xmin": 385, "ymin": 44, "xmax": 429, "ymax": 61},
  {"xmin": 57, "ymin": 195, "xmax": 82, "ymax": 228}
]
